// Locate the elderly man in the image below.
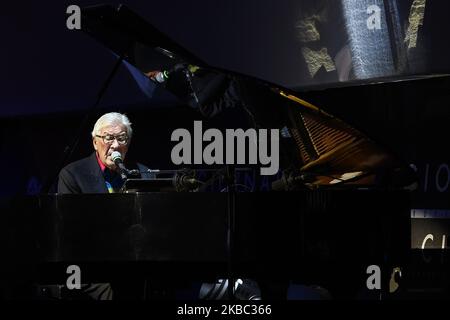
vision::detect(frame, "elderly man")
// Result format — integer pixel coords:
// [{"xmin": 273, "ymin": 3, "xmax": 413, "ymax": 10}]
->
[
  {"xmin": 54, "ymin": 112, "xmax": 151, "ymax": 300},
  {"xmin": 58, "ymin": 112, "xmax": 151, "ymax": 193}
]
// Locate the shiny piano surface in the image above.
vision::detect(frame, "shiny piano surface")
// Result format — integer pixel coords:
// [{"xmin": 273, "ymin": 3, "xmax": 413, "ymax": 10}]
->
[{"xmin": 2, "ymin": 191, "xmax": 410, "ymax": 285}]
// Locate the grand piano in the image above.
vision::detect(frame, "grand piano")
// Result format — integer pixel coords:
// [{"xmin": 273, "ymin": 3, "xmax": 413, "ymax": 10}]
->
[{"xmin": 2, "ymin": 1, "xmax": 450, "ymax": 299}]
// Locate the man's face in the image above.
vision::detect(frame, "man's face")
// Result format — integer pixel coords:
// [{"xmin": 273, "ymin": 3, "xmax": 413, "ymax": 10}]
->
[{"xmin": 93, "ymin": 124, "xmax": 130, "ymax": 170}]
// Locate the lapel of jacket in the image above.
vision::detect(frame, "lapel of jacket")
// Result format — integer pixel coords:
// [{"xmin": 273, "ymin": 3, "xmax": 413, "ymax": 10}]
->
[{"xmin": 86, "ymin": 152, "xmax": 108, "ymax": 193}]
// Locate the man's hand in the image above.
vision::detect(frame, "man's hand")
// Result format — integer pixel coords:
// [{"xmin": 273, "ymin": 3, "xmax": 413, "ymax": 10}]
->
[{"xmin": 145, "ymin": 70, "xmax": 161, "ymax": 80}]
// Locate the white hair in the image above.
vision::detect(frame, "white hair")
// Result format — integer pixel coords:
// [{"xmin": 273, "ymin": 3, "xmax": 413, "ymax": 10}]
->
[{"xmin": 91, "ymin": 112, "xmax": 133, "ymax": 138}]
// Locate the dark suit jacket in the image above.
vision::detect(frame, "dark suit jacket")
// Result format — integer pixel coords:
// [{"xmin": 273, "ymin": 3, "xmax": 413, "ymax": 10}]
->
[{"xmin": 58, "ymin": 152, "xmax": 152, "ymax": 194}]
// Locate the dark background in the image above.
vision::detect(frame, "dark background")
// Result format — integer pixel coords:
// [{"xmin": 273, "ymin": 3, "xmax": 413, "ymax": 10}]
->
[
  {"xmin": 0, "ymin": 0, "xmax": 449, "ymax": 300},
  {"xmin": 0, "ymin": 0, "xmax": 449, "ymax": 210}
]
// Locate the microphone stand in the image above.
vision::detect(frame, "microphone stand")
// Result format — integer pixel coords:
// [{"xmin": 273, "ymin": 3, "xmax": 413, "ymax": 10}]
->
[
  {"xmin": 117, "ymin": 168, "xmax": 129, "ymax": 181},
  {"xmin": 184, "ymin": 67, "xmax": 200, "ymax": 106},
  {"xmin": 184, "ymin": 70, "xmax": 236, "ymax": 299},
  {"xmin": 225, "ymin": 165, "xmax": 236, "ymax": 300}
]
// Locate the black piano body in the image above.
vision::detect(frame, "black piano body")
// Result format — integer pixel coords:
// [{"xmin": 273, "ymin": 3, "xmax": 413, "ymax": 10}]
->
[{"xmin": 1, "ymin": 191, "xmax": 410, "ymax": 298}]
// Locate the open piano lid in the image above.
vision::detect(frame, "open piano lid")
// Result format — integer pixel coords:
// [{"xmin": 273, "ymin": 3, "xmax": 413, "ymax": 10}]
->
[{"xmin": 80, "ymin": 3, "xmax": 423, "ymax": 189}]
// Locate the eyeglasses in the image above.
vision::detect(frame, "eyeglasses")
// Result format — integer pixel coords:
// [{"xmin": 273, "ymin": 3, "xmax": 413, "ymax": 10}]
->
[{"xmin": 95, "ymin": 133, "xmax": 129, "ymax": 145}]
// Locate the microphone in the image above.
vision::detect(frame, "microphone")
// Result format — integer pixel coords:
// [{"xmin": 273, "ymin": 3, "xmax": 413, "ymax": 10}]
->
[
  {"xmin": 152, "ymin": 63, "xmax": 187, "ymax": 83},
  {"xmin": 173, "ymin": 169, "xmax": 202, "ymax": 192},
  {"xmin": 111, "ymin": 151, "xmax": 129, "ymax": 180},
  {"xmin": 271, "ymin": 171, "xmax": 313, "ymax": 191}
]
